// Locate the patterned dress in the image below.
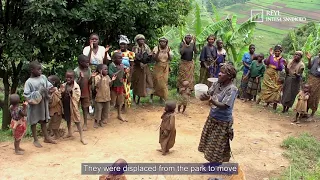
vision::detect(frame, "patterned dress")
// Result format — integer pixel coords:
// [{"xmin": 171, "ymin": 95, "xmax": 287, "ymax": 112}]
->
[{"xmin": 9, "ymin": 105, "xmax": 27, "ymax": 140}]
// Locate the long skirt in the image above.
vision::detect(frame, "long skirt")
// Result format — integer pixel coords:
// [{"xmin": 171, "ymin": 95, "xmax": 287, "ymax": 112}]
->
[
  {"xmin": 177, "ymin": 60, "xmax": 195, "ymax": 90},
  {"xmin": 307, "ymin": 74, "xmax": 320, "ymax": 111},
  {"xmin": 10, "ymin": 118, "xmax": 27, "ymax": 140},
  {"xmin": 153, "ymin": 62, "xmax": 169, "ymax": 100},
  {"xmin": 198, "ymin": 116, "xmax": 233, "ymax": 162},
  {"xmin": 246, "ymin": 77, "xmax": 261, "ymax": 96},
  {"xmin": 281, "ymin": 76, "xmax": 301, "ymax": 107},
  {"xmin": 199, "ymin": 67, "xmax": 209, "ymax": 85},
  {"xmin": 132, "ymin": 65, "xmax": 153, "ymax": 97},
  {"xmin": 239, "ymin": 75, "xmax": 249, "ymax": 98},
  {"xmin": 259, "ymin": 67, "xmax": 282, "ymax": 103}
]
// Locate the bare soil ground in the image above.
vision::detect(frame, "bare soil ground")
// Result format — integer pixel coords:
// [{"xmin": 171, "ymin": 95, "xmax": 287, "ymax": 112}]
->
[{"xmin": 1, "ymin": 99, "xmax": 320, "ymax": 180}]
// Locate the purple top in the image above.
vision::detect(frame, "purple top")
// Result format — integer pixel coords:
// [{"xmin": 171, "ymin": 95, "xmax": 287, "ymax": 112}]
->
[{"xmin": 264, "ymin": 55, "xmax": 285, "ymax": 71}]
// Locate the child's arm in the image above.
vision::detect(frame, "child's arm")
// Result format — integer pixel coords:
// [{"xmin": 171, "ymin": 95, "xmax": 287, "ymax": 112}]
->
[
  {"xmin": 179, "ymin": 42, "xmax": 185, "ymax": 55},
  {"xmin": 95, "ymin": 75, "xmax": 102, "ymax": 89},
  {"xmin": 49, "ymin": 89, "xmax": 61, "ymax": 107},
  {"xmin": 169, "ymin": 115, "xmax": 175, "ymax": 131},
  {"xmin": 23, "ymin": 81, "xmax": 42, "ymax": 104},
  {"xmin": 19, "ymin": 102, "xmax": 28, "ymax": 117}
]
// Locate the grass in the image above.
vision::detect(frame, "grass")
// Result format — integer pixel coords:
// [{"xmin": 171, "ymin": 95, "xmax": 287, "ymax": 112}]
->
[{"xmin": 273, "ymin": 133, "xmax": 320, "ymax": 179}]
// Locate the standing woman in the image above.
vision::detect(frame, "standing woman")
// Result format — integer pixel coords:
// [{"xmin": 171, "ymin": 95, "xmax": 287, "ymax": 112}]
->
[
  {"xmin": 281, "ymin": 51, "xmax": 305, "ymax": 113},
  {"xmin": 199, "ymin": 35, "xmax": 217, "ymax": 85},
  {"xmin": 198, "ymin": 64, "xmax": 238, "ymax": 163},
  {"xmin": 151, "ymin": 37, "xmax": 173, "ymax": 103},
  {"xmin": 112, "ymin": 35, "xmax": 135, "ymax": 111},
  {"xmin": 83, "ymin": 33, "xmax": 111, "ymax": 72},
  {"xmin": 306, "ymin": 51, "xmax": 320, "ymax": 118},
  {"xmin": 215, "ymin": 40, "xmax": 227, "ymax": 78},
  {"xmin": 258, "ymin": 45, "xmax": 286, "ymax": 110},
  {"xmin": 131, "ymin": 34, "xmax": 153, "ymax": 104},
  {"xmin": 177, "ymin": 34, "xmax": 197, "ymax": 92},
  {"xmin": 239, "ymin": 44, "xmax": 256, "ymax": 99}
]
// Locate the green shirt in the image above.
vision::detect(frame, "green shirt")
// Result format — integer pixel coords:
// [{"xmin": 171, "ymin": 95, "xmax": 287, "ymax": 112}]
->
[
  {"xmin": 108, "ymin": 62, "xmax": 124, "ymax": 87},
  {"xmin": 249, "ymin": 60, "xmax": 266, "ymax": 78}
]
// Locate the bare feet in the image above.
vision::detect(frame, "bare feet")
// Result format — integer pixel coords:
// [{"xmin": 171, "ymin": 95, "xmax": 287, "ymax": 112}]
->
[
  {"xmin": 15, "ymin": 151, "xmax": 24, "ymax": 155},
  {"xmin": 18, "ymin": 147, "xmax": 25, "ymax": 151},
  {"xmin": 102, "ymin": 120, "xmax": 107, "ymax": 124},
  {"xmin": 117, "ymin": 116, "xmax": 128, "ymax": 122},
  {"xmin": 64, "ymin": 134, "xmax": 74, "ymax": 139},
  {"xmin": 81, "ymin": 139, "xmax": 87, "ymax": 145},
  {"xmin": 99, "ymin": 121, "xmax": 103, "ymax": 127},
  {"xmin": 33, "ymin": 141, "xmax": 42, "ymax": 148},
  {"xmin": 93, "ymin": 122, "xmax": 98, "ymax": 128},
  {"xmin": 157, "ymin": 149, "xmax": 162, "ymax": 152},
  {"xmin": 82, "ymin": 125, "xmax": 88, "ymax": 131},
  {"xmin": 44, "ymin": 138, "xmax": 57, "ymax": 144}
]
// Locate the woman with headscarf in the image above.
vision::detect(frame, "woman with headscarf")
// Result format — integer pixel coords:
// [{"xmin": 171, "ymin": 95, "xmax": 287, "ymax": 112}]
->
[
  {"xmin": 111, "ymin": 35, "xmax": 135, "ymax": 111},
  {"xmin": 258, "ymin": 45, "xmax": 286, "ymax": 110},
  {"xmin": 281, "ymin": 51, "xmax": 305, "ymax": 113},
  {"xmin": 131, "ymin": 34, "xmax": 153, "ymax": 104},
  {"xmin": 306, "ymin": 51, "xmax": 320, "ymax": 118},
  {"xmin": 151, "ymin": 37, "xmax": 173, "ymax": 103},
  {"xmin": 198, "ymin": 63, "xmax": 238, "ymax": 163},
  {"xmin": 83, "ymin": 33, "xmax": 111, "ymax": 72},
  {"xmin": 199, "ymin": 35, "xmax": 217, "ymax": 85},
  {"xmin": 177, "ymin": 34, "xmax": 197, "ymax": 92}
]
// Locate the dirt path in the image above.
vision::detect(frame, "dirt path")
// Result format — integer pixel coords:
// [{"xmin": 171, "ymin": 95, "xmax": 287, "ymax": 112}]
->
[{"xmin": 1, "ymin": 99, "xmax": 320, "ymax": 180}]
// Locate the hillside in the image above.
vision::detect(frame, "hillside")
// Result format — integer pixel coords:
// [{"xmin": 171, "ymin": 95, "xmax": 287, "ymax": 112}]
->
[{"xmin": 219, "ymin": 0, "xmax": 320, "ymax": 52}]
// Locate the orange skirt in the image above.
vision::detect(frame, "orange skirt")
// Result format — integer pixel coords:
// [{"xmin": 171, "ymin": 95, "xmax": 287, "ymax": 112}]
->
[{"xmin": 10, "ymin": 118, "xmax": 27, "ymax": 140}]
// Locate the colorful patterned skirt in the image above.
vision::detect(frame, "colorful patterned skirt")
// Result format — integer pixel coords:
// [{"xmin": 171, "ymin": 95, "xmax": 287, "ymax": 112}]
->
[
  {"xmin": 10, "ymin": 118, "xmax": 27, "ymax": 140},
  {"xmin": 198, "ymin": 116, "xmax": 233, "ymax": 162},
  {"xmin": 260, "ymin": 67, "xmax": 282, "ymax": 103},
  {"xmin": 177, "ymin": 60, "xmax": 195, "ymax": 90},
  {"xmin": 307, "ymin": 74, "xmax": 320, "ymax": 111}
]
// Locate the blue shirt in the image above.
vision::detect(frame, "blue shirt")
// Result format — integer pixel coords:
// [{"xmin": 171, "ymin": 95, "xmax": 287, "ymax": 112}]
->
[
  {"xmin": 242, "ymin": 52, "xmax": 254, "ymax": 75},
  {"xmin": 208, "ymin": 82, "xmax": 238, "ymax": 121}
]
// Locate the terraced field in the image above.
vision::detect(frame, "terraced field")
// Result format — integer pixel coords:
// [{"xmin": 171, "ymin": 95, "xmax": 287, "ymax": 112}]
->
[{"xmin": 220, "ymin": 0, "xmax": 320, "ymax": 51}]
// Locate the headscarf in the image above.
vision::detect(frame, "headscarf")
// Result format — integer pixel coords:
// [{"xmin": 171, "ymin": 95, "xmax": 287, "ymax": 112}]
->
[
  {"xmin": 159, "ymin": 37, "xmax": 168, "ymax": 43},
  {"xmin": 134, "ymin": 34, "xmax": 145, "ymax": 42},
  {"xmin": 220, "ymin": 63, "xmax": 237, "ymax": 80},
  {"xmin": 295, "ymin": 51, "xmax": 303, "ymax": 57},
  {"xmin": 119, "ymin": 35, "xmax": 129, "ymax": 44}
]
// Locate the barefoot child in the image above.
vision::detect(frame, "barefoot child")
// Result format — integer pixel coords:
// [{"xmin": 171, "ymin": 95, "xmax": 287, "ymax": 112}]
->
[
  {"xmin": 244, "ymin": 53, "xmax": 266, "ymax": 102},
  {"xmin": 109, "ymin": 52, "xmax": 127, "ymax": 122},
  {"xmin": 48, "ymin": 75, "xmax": 63, "ymax": 140},
  {"xmin": 93, "ymin": 64, "xmax": 116, "ymax": 128},
  {"xmin": 9, "ymin": 94, "xmax": 27, "ymax": 155},
  {"xmin": 61, "ymin": 70, "xmax": 87, "ymax": 145},
  {"xmin": 74, "ymin": 54, "xmax": 92, "ymax": 131},
  {"xmin": 158, "ymin": 100, "xmax": 176, "ymax": 155},
  {"xmin": 293, "ymin": 84, "xmax": 310, "ymax": 124},
  {"xmin": 23, "ymin": 61, "xmax": 56, "ymax": 147},
  {"xmin": 99, "ymin": 159, "xmax": 128, "ymax": 180},
  {"xmin": 177, "ymin": 81, "xmax": 191, "ymax": 113}
]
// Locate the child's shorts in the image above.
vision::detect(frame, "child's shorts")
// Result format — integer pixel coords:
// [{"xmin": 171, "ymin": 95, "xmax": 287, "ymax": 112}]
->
[
  {"xmin": 94, "ymin": 101, "xmax": 110, "ymax": 121},
  {"xmin": 49, "ymin": 113, "xmax": 62, "ymax": 130},
  {"xmin": 80, "ymin": 97, "xmax": 91, "ymax": 108},
  {"xmin": 111, "ymin": 90, "xmax": 124, "ymax": 106}
]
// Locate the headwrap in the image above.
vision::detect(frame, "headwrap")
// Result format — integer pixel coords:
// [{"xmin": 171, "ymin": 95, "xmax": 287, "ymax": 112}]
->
[
  {"xmin": 220, "ymin": 63, "xmax": 237, "ymax": 79},
  {"xmin": 274, "ymin": 45, "xmax": 282, "ymax": 52},
  {"xmin": 134, "ymin": 34, "xmax": 145, "ymax": 42},
  {"xmin": 159, "ymin": 37, "xmax": 168, "ymax": 43},
  {"xmin": 119, "ymin": 35, "xmax": 129, "ymax": 44},
  {"xmin": 295, "ymin": 51, "xmax": 303, "ymax": 57}
]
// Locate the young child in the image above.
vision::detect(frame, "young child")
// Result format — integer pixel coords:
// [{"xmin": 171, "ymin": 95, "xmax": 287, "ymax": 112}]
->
[
  {"xmin": 24, "ymin": 61, "xmax": 56, "ymax": 148},
  {"xmin": 109, "ymin": 52, "xmax": 128, "ymax": 122},
  {"xmin": 293, "ymin": 84, "xmax": 310, "ymax": 124},
  {"xmin": 158, "ymin": 100, "xmax": 176, "ymax": 155},
  {"xmin": 61, "ymin": 70, "xmax": 87, "ymax": 145},
  {"xmin": 93, "ymin": 64, "xmax": 116, "ymax": 128},
  {"xmin": 9, "ymin": 94, "xmax": 27, "ymax": 155},
  {"xmin": 48, "ymin": 75, "xmax": 63, "ymax": 140},
  {"xmin": 244, "ymin": 53, "xmax": 266, "ymax": 102},
  {"xmin": 74, "ymin": 54, "xmax": 92, "ymax": 131},
  {"xmin": 99, "ymin": 159, "xmax": 128, "ymax": 180},
  {"xmin": 177, "ymin": 81, "xmax": 191, "ymax": 114}
]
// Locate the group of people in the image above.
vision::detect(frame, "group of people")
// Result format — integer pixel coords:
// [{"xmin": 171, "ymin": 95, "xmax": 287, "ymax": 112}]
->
[
  {"xmin": 239, "ymin": 44, "xmax": 320, "ymax": 123},
  {"xmin": 7, "ymin": 32, "xmax": 320, "ymax": 175}
]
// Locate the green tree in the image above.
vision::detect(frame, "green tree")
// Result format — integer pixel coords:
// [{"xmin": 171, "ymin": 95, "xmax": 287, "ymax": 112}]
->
[{"xmin": 0, "ymin": 0, "xmax": 190, "ymax": 130}]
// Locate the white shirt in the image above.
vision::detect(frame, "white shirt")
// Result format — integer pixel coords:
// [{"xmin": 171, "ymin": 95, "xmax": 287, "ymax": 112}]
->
[{"xmin": 83, "ymin": 45, "xmax": 111, "ymax": 65}]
